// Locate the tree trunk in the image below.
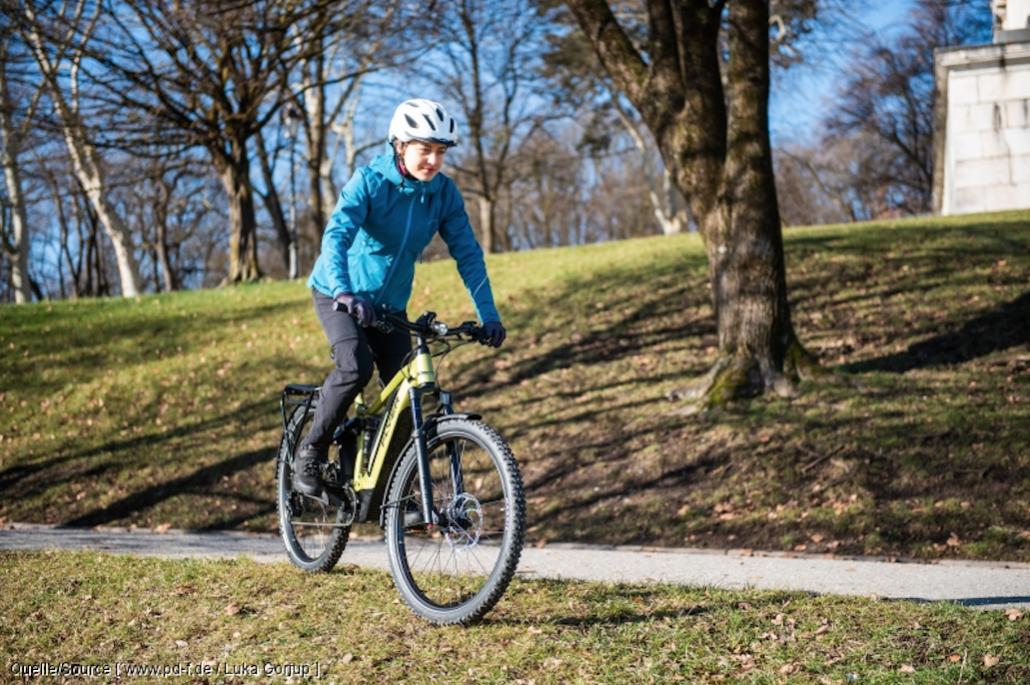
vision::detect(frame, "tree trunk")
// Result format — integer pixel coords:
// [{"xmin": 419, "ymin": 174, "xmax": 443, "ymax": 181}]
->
[
  {"xmin": 255, "ymin": 128, "xmax": 292, "ymax": 275},
  {"xmin": 1, "ymin": 147, "xmax": 32, "ymax": 303},
  {"xmin": 654, "ymin": 168, "xmax": 688, "ymax": 235},
  {"xmin": 566, "ymin": 0, "xmax": 818, "ymax": 404},
  {"xmin": 688, "ymin": 0, "xmax": 811, "ymax": 400},
  {"xmin": 0, "ymin": 34, "xmax": 34, "ymax": 304},
  {"xmin": 89, "ymin": 188, "xmax": 141, "ymax": 296},
  {"xmin": 477, "ymin": 195, "xmax": 495, "ymax": 254},
  {"xmin": 215, "ymin": 143, "xmax": 261, "ymax": 283},
  {"xmin": 23, "ymin": 15, "xmax": 142, "ymax": 298},
  {"xmin": 303, "ymin": 97, "xmax": 329, "ymax": 243},
  {"xmin": 155, "ymin": 220, "xmax": 177, "ymax": 292},
  {"xmin": 612, "ymin": 99, "xmax": 688, "ymax": 236},
  {"xmin": 153, "ymin": 176, "xmax": 178, "ymax": 292}
]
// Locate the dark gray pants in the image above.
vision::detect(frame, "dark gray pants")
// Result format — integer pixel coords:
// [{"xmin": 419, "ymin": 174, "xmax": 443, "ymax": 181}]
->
[{"xmin": 302, "ymin": 290, "xmax": 411, "ymax": 451}]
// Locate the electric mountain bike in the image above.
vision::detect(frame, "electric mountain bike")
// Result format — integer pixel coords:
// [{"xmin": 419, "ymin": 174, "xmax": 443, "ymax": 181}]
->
[{"xmin": 276, "ymin": 309, "xmax": 525, "ymax": 625}]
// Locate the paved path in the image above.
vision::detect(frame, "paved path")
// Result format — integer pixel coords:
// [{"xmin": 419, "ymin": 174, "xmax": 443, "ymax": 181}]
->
[{"xmin": 2, "ymin": 523, "xmax": 1028, "ymax": 610}]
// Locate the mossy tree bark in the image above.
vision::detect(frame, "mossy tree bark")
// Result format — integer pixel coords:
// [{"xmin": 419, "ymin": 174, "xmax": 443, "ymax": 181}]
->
[{"xmin": 565, "ymin": 0, "xmax": 818, "ymax": 402}]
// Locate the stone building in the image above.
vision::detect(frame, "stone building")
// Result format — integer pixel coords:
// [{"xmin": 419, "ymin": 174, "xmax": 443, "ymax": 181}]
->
[{"xmin": 933, "ymin": 0, "xmax": 1030, "ymax": 214}]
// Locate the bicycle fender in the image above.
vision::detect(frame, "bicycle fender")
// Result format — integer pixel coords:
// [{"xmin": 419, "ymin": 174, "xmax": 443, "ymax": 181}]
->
[{"xmin": 377, "ymin": 412, "xmax": 481, "ymax": 528}]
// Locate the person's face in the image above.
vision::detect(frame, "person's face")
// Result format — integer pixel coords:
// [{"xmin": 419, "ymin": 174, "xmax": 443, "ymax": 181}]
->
[{"xmin": 401, "ymin": 141, "xmax": 448, "ymax": 181}]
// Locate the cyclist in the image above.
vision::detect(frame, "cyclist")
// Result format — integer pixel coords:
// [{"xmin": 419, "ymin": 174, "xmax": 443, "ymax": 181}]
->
[{"xmin": 295, "ymin": 98, "xmax": 506, "ymax": 496}]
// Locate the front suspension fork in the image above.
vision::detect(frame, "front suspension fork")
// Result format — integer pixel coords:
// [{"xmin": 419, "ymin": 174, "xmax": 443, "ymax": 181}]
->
[
  {"xmin": 440, "ymin": 391, "xmax": 465, "ymax": 497},
  {"xmin": 410, "ymin": 389, "xmax": 465, "ymax": 527},
  {"xmin": 409, "ymin": 387, "xmax": 436, "ymax": 526}
]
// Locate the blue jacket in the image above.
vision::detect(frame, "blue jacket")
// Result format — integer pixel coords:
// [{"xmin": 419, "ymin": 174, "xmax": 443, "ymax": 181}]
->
[{"xmin": 308, "ymin": 146, "xmax": 501, "ymax": 324}]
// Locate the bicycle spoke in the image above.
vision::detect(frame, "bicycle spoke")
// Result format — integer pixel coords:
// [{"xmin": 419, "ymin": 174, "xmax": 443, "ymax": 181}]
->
[{"xmin": 386, "ymin": 418, "xmax": 524, "ymax": 623}]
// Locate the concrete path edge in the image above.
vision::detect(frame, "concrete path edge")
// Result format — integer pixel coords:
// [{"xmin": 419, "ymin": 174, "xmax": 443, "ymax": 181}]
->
[{"xmin": 2, "ymin": 523, "xmax": 1028, "ymax": 611}]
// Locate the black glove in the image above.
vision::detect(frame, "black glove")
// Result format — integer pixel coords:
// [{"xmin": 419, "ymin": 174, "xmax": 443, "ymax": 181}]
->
[
  {"xmin": 481, "ymin": 321, "xmax": 506, "ymax": 348},
  {"xmin": 333, "ymin": 293, "xmax": 375, "ymax": 327}
]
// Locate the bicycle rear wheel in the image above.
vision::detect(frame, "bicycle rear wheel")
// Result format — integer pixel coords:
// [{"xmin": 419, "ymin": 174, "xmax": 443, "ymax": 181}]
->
[
  {"xmin": 384, "ymin": 418, "xmax": 525, "ymax": 625},
  {"xmin": 276, "ymin": 407, "xmax": 350, "ymax": 573}
]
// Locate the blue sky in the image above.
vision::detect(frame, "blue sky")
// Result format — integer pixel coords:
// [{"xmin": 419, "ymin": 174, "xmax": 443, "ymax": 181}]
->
[{"xmin": 770, "ymin": 0, "xmax": 918, "ymax": 143}]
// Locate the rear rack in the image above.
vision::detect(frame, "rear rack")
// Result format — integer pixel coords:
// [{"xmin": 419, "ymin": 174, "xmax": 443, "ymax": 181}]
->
[{"xmin": 279, "ymin": 384, "xmax": 320, "ymax": 458}]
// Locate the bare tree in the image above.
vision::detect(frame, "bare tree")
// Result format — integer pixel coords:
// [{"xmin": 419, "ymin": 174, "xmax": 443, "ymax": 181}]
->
[
  {"xmin": 825, "ymin": 0, "xmax": 991, "ymax": 216},
  {"xmin": 0, "ymin": 29, "xmax": 46, "ymax": 303},
  {"xmin": 417, "ymin": 0, "xmax": 553, "ymax": 253},
  {"xmin": 73, "ymin": 0, "xmax": 387, "ymax": 283},
  {"xmin": 114, "ymin": 156, "xmax": 214, "ymax": 292},
  {"xmin": 539, "ymin": 3, "xmax": 692, "ymax": 236},
  {"xmin": 35, "ymin": 154, "xmax": 112, "ymax": 298},
  {"xmin": 17, "ymin": 0, "xmax": 143, "ymax": 297},
  {"xmin": 563, "ymin": 0, "xmax": 819, "ymax": 402},
  {"xmin": 609, "ymin": 99, "xmax": 690, "ymax": 234}
]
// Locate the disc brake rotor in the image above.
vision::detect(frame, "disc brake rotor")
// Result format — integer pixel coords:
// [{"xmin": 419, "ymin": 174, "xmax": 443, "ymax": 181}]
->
[{"xmin": 442, "ymin": 493, "xmax": 483, "ymax": 550}]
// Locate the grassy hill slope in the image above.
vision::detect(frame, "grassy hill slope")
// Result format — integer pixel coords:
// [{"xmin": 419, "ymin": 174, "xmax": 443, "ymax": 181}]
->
[{"xmin": 1, "ymin": 211, "xmax": 1028, "ymax": 560}]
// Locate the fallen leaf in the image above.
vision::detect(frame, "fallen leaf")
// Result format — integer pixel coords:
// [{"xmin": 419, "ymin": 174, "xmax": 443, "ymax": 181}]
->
[
  {"xmin": 947, "ymin": 654, "xmax": 962, "ymax": 663},
  {"xmin": 983, "ymin": 654, "xmax": 1000, "ymax": 668}
]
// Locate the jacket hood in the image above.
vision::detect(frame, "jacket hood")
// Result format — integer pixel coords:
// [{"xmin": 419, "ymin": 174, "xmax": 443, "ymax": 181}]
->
[{"xmin": 369, "ymin": 144, "xmax": 445, "ymax": 196}]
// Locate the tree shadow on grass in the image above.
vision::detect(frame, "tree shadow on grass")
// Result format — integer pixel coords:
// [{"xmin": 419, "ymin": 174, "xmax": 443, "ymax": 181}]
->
[
  {"xmin": 60, "ymin": 445, "xmax": 274, "ymax": 528},
  {"xmin": 0, "ymin": 396, "xmax": 274, "ymax": 504},
  {"xmin": 843, "ymin": 291, "xmax": 1030, "ymax": 374},
  {"xmin": 448, "ymin": 255, "xmax": 714, "ymax": 400}
]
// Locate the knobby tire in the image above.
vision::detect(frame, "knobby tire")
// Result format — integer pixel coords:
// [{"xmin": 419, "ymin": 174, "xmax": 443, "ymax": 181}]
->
[{"xmin": 384, "ymin": 418, "xmax": 526, "ymax": 625}]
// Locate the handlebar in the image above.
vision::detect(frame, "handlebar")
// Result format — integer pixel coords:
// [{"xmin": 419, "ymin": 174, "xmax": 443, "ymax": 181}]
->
[
  {"xmin": 331, "ymin": 300, "xmax": 486, "ymax": 343},
  {"xmin": 377, "ymin": 310, "xmax": 485, "ymax": 343}
]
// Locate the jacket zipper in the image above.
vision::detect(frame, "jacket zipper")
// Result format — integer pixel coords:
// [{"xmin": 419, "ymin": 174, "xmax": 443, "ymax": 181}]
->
[{"xmin": 375, "ymin": 195, "xmax": 415, "ymax": 306}]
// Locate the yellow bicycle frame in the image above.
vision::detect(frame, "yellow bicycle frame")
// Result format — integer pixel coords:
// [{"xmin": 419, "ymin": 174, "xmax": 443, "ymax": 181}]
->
[{"xmin": 350, "ymin": 346, "xmax": 437, "ymax": 495}]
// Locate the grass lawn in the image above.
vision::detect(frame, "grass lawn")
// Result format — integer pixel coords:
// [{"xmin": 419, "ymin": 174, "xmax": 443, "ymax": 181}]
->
[
  {"xmin": 1, "ymin": 210, "xmax": 1028, "ymax": 560},
  {"xmin": 1, "ymin": 551, "xmax": 1027, "ymax": 684}
]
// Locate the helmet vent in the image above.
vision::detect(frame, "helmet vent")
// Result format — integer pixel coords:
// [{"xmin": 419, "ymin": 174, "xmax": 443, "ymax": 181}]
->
[{"xmin": 389, "ymin": 98, "xmax": 458, "ymax": 146}]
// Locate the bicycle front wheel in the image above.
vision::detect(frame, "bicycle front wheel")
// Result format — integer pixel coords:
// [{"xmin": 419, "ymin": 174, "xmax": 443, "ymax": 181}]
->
[{"xmin": 384, "ymin": 418, "xmax": 525, "ymax": 625}]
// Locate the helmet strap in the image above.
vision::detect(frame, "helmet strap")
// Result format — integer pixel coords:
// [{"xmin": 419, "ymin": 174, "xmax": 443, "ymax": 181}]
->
[{"xmin": 392, "ymin": 141, "xmax": 415, "ymax": 179}]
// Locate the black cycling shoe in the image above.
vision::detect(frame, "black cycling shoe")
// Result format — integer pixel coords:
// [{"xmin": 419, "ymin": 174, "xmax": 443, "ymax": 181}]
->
[{"xmin": 293, "ymin": 445, "xmax": 326, "ymax": 496}]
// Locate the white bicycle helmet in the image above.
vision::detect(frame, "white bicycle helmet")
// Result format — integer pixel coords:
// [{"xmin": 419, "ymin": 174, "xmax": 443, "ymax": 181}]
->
[{"xmin": 388, "ymin": 99, "xmax": 459, "ymax": 147}]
